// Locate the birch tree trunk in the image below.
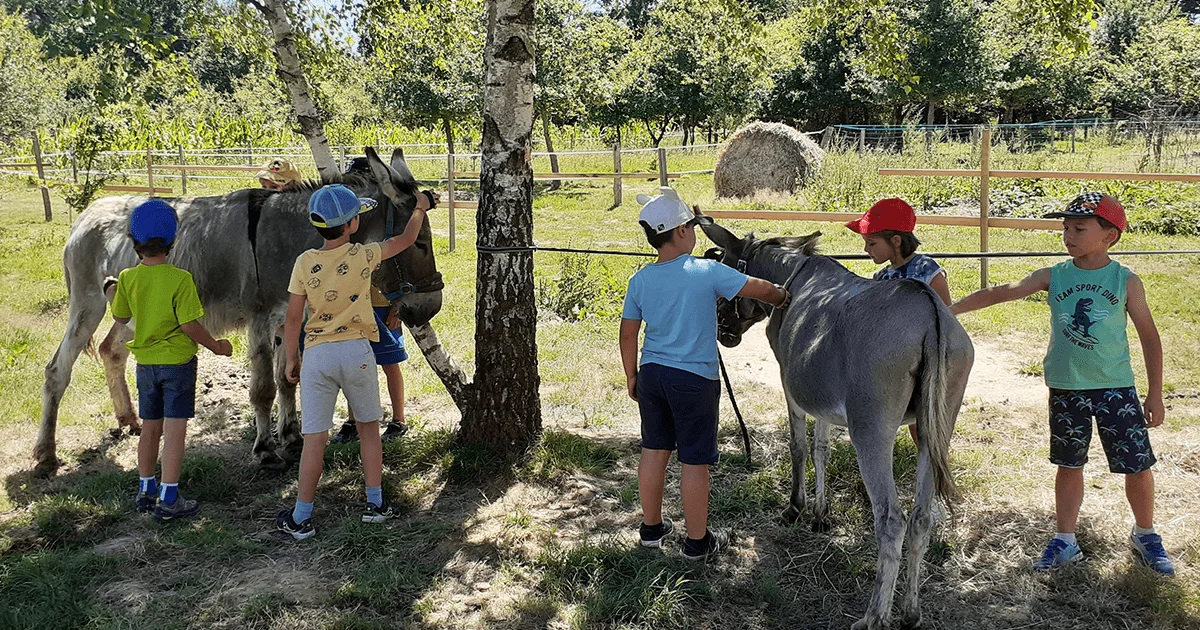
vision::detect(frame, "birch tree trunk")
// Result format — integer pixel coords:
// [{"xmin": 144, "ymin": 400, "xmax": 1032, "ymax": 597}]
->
[
  {"xmin": 245, "ymin": 0, "xmax": 338, "ymax": 181},
  {"xmin": 459, "ymin": 0, "xmax": 541, "ymax": 453}
]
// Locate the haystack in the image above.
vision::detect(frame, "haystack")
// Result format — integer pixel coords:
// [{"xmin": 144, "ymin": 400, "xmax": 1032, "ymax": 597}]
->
[{"xmin": 713, "ymin": 122, "xmax": 825, "ymax": 198}]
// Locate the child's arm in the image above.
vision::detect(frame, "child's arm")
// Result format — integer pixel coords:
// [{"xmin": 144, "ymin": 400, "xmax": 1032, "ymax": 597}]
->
[
  {"xmin": 619, "ymin": 318, "xmax": 641, "ymax": 401},
  {"xmin": 950, "ymin": 267, "xmax": 1051, "ymax": 315},
  {"xmin": 380, "ymin": 193, "xmax": 434, "ymax": 260},
  {"xmin": 929, "ymin": 272, "xmax": 952, "ymax": 306},
  {"xmin": 181, "ymin": 321, "xmax": 233, "ymax": 356},
  {"xmin": 283, "ymin": 292, "xmax": 307, "ymax": 384},
  {"xmin": 1127, "ymin": 273, "xmax": 1165, "ymax": 427},
  {"xmin": 737, "ymin": 278, "xmax": 789, "ymax": 308}
]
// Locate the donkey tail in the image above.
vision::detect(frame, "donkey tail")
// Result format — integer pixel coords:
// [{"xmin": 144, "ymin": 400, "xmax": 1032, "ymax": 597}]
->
[{"xmin": 917, "ymin": 289, "xmax": 959, "ymax": 502}]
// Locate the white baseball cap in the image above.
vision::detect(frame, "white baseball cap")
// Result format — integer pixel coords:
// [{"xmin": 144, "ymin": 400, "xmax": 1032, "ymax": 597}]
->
[{"xmin": 637, "ymin": 187, "xmax": 712, "ymax": 234}]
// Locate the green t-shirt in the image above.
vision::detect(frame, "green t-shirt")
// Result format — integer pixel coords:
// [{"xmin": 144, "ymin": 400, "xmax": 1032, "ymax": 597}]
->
[
  {"xmin": 110, "ymin": 263, "xmax": 205, "ymax": 365},
  {"xmin": 1043, "ymin": 259, "xmax": 1135, "ymax": 390}
]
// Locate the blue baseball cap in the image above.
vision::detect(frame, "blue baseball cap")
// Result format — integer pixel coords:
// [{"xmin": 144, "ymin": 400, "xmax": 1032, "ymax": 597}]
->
[
  {"xmin": 128, "ymin": 199, "xmax": 178, "ymax": 245},
  {"xmin": 309, "ymin": 184, "xmax": 377, "ymax": 228}
]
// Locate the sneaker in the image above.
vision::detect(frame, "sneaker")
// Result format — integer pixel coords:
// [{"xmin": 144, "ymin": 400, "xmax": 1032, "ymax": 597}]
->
[
  {"xmin": 135, "ymin": 492, "xmax": 156, "ymax": 513},
  {"xmin": 153, "ymin": 496, "xmax": 200, "ymax": 523},
  {"xmin": 1131, "ymin": 532, "xmax": 1175, "ymax": 576},
  {"xmin": 330, "ymin": 422, "xmax": 359, "ymax": 444},
  {"xmin": 381, "ymin": 422, "xmax": 410, "ymax": 442},
  {"xmin": 681, "ymin": 529, "xmax": 730, "ymax": 561},
  {"xmin": 362, "ymin": 499, "xmax": 401, "ymax": 523},
  {"xmin": 1032, "ymin": 538, "xmax": 1083, "ymax": 571},
  {"xmin": 639, "ymin": 517, "xmax": 675, "ymax": 548},
  {"xmin": 276, "ymin": 509, "xmax": 316, "ymax": 540}
]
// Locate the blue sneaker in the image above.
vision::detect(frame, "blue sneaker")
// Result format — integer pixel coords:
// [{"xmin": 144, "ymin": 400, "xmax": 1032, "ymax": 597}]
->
[
  {"xmin": 1032, "ymin": 538, "xmax": 1083, "ymax": 571},
  {"xmin": 1131, "ymin": 533, "xmax": 1175, "ymax": 576}
]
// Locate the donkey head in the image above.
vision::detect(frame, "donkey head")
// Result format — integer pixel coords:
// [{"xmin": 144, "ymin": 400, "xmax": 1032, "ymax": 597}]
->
[
  {"xmin": 352, "ymin": 147, "xmax": 444, "ymax": 327},
  {"xmin": 701, "ymin": 220, "xmax": 821, "ymax": 348},
  {"xmin": 700, "ymin": 220, "xmax": 768, "ymax": 348}
]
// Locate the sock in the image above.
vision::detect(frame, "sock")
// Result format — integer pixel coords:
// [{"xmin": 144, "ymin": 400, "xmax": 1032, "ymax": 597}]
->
[
  {"xmin": 139, "ymin": 476, "xmax": 158, "ymax": 495},
  {"xmin": 1055, "ymin": 532, "xmax": 1077, "ymax": 546},
  {"xmin": 366, "ymin": 486, "xmax": 383, "ymax": 508},
  {"xmin": 159, "ymin": 482, "xmax": 178, "ymax": 505},
  {"xmin": 293, "ymin": 500, "xmax": 314, "ymax": 524},
  {"xmin": 1134, "ymin": 524, "xmax": 1156, "ymax": 537}
]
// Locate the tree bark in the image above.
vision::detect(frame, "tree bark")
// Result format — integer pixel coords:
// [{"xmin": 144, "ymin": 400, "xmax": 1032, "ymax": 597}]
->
[
  {"xmin": 408, "ymin": 323, "xmax": 471, "ymax": 411},
  {"xmin": 245, "ymin": 0, "xmax": 338, "ymax": 181},
  {"xmin": 460, "ymin": 0, "xmax": 541, "ymax": 455},
  {"xmin": 541, "ymin": 112, "xmax": 561, "ymax": 190},
  {"xmin": 442, "ymin": 115, "xmax": 457, "ymax": 156},
  {"xmin": 926, "ymin": 99, "xmax": 936, "ymax": 126}
]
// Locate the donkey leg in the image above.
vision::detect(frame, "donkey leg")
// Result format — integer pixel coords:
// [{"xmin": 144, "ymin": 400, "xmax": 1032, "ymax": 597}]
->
[
  {"xmin": 812, "ymin": 418, "xmax": 831, "ymax": 532},
  {"xmin": 273, "ymin": 341, "xmax": 302, "ymax": 462},
  {"xmin": 248, "ymin": 318, "xmax": 285, "ymax": 471},
  {"xmin": 851, "ymin": 424, "xmax": 906, "ymax": 630},
  {"xmin": 36, "ymin": 292, "xmax": 107, "ymax": 476},
  {"xmin": 900, "ymin": 446, "xmax": 937, "ymax": 629},
  {"xmin": 100, "ymin": 323, "xmax": 139, "ymax": 436},
  {"xmin": 782, "ymin": 391, "xmax": 808, "ymax": 525}
]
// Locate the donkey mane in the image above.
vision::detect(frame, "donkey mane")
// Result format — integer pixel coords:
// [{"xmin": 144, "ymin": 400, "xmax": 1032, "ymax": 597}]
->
[{"xmin": 761, "ymin": 231, "xmax": 821, "ymax": 256}]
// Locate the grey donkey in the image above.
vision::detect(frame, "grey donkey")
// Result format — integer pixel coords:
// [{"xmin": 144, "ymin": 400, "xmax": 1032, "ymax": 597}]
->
[
  {"xmin": 36, "ymin": 148, "xmax": 443, "ymax": 476},
  {"xmin": 702, "ymin": 222, "xmax": 973, "ymax": 630}
]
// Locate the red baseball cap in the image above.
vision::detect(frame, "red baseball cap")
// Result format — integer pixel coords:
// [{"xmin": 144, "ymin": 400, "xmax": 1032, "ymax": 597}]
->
[
  {"xmin": 1044, "ymin": 192, "xmax": 1127, "ymax": 232},
  {"xmin": 845, "ymin": 198, "xmax": 917, "ymax": 234}
]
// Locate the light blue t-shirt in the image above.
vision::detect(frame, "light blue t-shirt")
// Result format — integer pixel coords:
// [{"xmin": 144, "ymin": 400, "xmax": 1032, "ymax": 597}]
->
[{"xmin": 621, "ymin": 254, "xmax": 749, "ymax": 380}]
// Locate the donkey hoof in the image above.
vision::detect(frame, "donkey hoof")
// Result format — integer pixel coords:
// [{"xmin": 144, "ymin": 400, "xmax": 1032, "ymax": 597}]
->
[
  {"xmin": 781, "ymin": 506, "xmax": 802, "ymax": 525},
  {"xmin": 850, "ymin": 616, "xmax": 884, "ymax": 630},
  {"xmin": 257, "ymin": 451, "xmax": 288, "ymax": 472},
  {"xmin": 283, "ymin": 442, "xmax": 304, "ymax": 463},
  {"xmin": 810, "ymin": 518, "xmax": 831, "ymax": 533},
  {"xmin": 899, "ymin": 611, "xmax": 923, "ymax": 629},
  {"xmin": 32, "ymin": 456, "xmax": 60, "ymax": 478}
]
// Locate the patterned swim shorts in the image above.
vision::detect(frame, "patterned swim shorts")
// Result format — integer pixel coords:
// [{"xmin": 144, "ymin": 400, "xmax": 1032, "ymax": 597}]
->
[{"xmin": 1048, "ymin": 387, "xmax": 1156, "ymax": 474}]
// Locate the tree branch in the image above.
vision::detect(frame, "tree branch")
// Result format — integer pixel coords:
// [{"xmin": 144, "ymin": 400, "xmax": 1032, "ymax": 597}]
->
[{"xmin": 408, "ymin": 322, "xmax": 472, "ymax": 412}]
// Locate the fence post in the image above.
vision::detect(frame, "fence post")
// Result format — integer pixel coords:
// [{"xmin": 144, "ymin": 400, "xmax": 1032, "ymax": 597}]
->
[
  {"xmin": 247, "ymin": 139, "xmax": 253, "ymax": 166},
  {"xmin": 446, "ymin": 153, "xmax": 456, "ymax": 253},
  {"xmin": 858, "ymin": 128, "xmax": 866, "ymax": 156},
  {"xmin": 979, "ymin": 128, "xmax": 992, "ymax": 289},
  {"xmin": 1071, "ymin": 121, "xmax": 1077, "ymax": 153},
  {"xmin": 147, "ymin": 147, "xmax": 155, "ymax": 197},
  {"xmin": 612, "ymin": 142, "xmax": 622, "ymax": 207},
  {"xmin": 340, "ymin": 146, "xmax": 348, "ymax": 173},
  {"xmin": 657, "ymin": 147, "xmax": 668, "ymax": 186},
  {"xmin": 821, "ymin": 126, "xmax": 833, "ymax": 151},
  {"xmin": 32, "ymin": 132, "xmax": 51, "ymax": 221},
  {"xmin": 69, "ymin": 148, "xmax": 78, "ymax": 184},
  {"xmin": 178, "ymin": 145, "xmax": 188, "ymax": 195}
]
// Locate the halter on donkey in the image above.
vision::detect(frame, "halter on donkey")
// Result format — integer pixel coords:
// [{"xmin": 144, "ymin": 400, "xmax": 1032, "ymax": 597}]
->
[
  {"xmin": 701, "ymin": 221, "xmax": 973, "ymax": 630},
  {"xmin": 36, "ymin": 148, "xmax": 442, "ymax": 476}
]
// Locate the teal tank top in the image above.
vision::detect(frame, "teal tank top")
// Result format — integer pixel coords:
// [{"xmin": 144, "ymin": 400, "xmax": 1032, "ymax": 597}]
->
[{"xmin": 1043, "ymin": 260, "xmax": 1134, "ymax": 390}]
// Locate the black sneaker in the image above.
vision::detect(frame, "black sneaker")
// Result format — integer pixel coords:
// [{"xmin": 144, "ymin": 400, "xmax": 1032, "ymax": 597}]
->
[
  {"xmin": 639, "ymin": 517, "xmax": 675, "ymax": 548},
  {"xmin": 362, "ymin": 499, "xmax": 401, "ymax": 523},
  {"xmin": 330, "ymin": 421, "xmax": 359, "ymax": 444},
  {"xmin": 135, "ymin": 492, "xmax": 156, "ymax": 513},
  {"xmin": 681, "ymin": 529, "xmax": 730, "ymax": 561},
  {"xmin": 276, "ymin": 509, "xmax": 316, "ymax": 540},
  {"xmin": 153, "ymin": 496, "xmax": 200, "ymax": 523},
  {"xmin": 380, "ymin": 422, "xmax": 409, "ymax": 442}
]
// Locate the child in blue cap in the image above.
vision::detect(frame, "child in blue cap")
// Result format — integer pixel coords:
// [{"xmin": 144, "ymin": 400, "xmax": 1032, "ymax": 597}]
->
[
  {"xmin": 111, "ymin": 199, "xmax": 233, "ymax": 522},
  {"xmin": 276, "ymin": 184, "xmax": 434, "ymax": 540}
]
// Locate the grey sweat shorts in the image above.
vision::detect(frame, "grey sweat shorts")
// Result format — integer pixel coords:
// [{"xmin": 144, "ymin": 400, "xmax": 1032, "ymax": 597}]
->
[{"xmin": 299, "ymin": 338, "xmax": 383, "ymax": 434}]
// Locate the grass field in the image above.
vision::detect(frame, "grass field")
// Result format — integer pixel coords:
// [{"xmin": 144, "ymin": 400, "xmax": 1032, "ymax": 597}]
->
[{"xmin": 1, "ymin": 152, "xmax": 1200, "ymax": 630}]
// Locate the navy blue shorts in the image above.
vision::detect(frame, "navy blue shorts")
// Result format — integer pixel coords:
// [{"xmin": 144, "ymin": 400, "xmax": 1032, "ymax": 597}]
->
[
  {"xmin": 1049, "ymin": 387, "xmax": 1156, "ymax": 474},
  {"xmin": 136, "ymin": 358, "xmax": 198, "ymax": 420},
  {"xmin": 637, "ymin": 363, "xmax": 720, "ymax": 465}
]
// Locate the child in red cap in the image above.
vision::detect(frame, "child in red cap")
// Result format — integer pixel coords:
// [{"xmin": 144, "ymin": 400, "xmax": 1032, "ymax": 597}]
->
[
  {"xmin": 952, "ymin": 192, "xmax": 1173, "ymax": 576},
  {"xmin": 846, "ymin": 198, "xmax": 952, "ymax": 305}
]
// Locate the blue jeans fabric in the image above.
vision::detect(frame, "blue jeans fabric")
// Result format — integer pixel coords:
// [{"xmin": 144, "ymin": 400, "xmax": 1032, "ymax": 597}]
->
[
  {"xmin": 136, "ymin": 357, "xmax": 198, "ymax": 420},
  {"xmin": 637, "ymin": 362, "xmax": 720, "ymax": 465}
]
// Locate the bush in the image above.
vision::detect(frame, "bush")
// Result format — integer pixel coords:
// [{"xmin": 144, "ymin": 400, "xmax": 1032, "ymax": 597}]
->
[{"xmin": 535, "ymin": 253, "xmax": 628, "ymax": 322}]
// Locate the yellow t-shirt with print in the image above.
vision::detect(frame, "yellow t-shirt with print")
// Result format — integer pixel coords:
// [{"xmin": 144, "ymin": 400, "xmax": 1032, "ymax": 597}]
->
[{"xmin": 287, "ymin": 242, "xmax": 383, "ymax": 349}]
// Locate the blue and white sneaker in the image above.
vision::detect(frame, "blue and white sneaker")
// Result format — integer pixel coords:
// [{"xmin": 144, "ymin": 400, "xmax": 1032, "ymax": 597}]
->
[
  {"xmin": 1131, "ymin": 532, "xmax": 1175, "ymax": 576},
  {"xmin": 1032, "ymin": 538, "xmax": 1083, "ymax": 571}
]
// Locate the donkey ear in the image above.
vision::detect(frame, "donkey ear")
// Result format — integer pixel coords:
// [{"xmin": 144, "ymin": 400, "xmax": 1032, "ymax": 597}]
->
[
  {"xmin": 389, "ymin": 147, "xmax": 407, "ymax": 170},
  {"xmin": 700, "ymin": 220, "xmax": 742, "ymax": 254},
  {"xmin": 364, "ymin": 147, "xmax": 400, "ymax": 200}
]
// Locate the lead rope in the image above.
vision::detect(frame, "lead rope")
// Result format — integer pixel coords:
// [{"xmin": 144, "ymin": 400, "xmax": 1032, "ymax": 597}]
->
[{"xmin": 717, "ymin": 350, "xmax": 752, "ymax": 463}]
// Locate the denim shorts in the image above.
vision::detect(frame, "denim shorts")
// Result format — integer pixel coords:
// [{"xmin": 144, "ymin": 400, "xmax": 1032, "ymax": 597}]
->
[
  {"xmin": 299, "ymin": 338, "xmax": 382, "ymax": 434},
  {"xmin": 299, "ymin": 307, "xmax": 407, "ymax": 366},
  {"xmin": 1049, "ymin": 387, "xmax": 1156, "ymax": 474},
  {"xmin": 135, "ymin": 358, "xmax": 198, "ymax": 420},
  {"xmin": 637, "ymin": 363, "xmax": 720, "ymax": 465}
]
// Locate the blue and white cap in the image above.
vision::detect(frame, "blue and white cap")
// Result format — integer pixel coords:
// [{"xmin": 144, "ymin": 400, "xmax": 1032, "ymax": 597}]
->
[
  {"xmin": 128, "ymin": 199, "xmax": 178, "ymax": 245},
  {"xmin": 636, "ymin": 187, "xmax": 711, "ymax": 234},
  {"xmin": 309, "ymin": 184, "xmax": 377, "ymax": 228}
]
